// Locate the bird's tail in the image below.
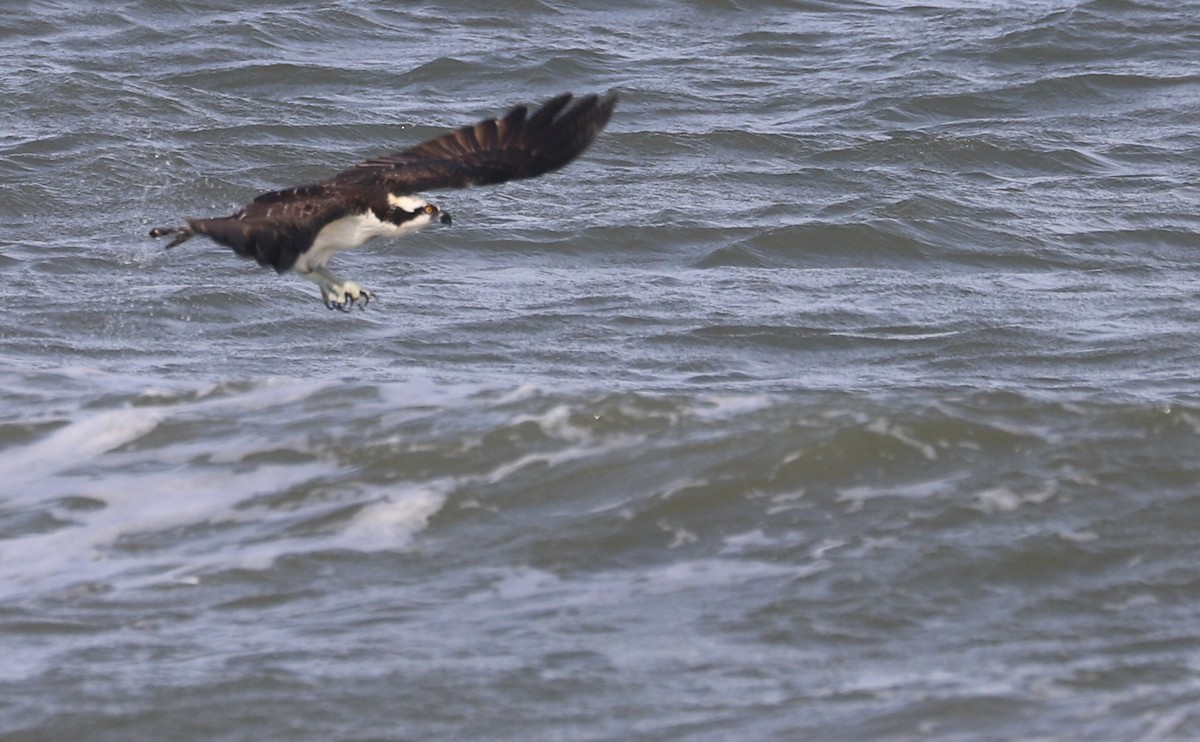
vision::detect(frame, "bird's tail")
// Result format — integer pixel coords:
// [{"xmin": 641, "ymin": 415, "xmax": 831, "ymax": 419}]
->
[{"xmin": 149, "ymin": 224, "xmax": 195, "ymax": 249}]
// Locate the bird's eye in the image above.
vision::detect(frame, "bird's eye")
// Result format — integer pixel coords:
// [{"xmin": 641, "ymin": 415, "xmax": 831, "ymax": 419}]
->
[{"xmin": 423, "ymin": 205, "xmax": 435, "ymax": 215}]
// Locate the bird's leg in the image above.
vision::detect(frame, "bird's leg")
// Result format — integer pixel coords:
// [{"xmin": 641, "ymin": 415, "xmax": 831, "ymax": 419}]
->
[{"xmin": 300, "ymin": 266, "xmax": 373, "ymax": 311}]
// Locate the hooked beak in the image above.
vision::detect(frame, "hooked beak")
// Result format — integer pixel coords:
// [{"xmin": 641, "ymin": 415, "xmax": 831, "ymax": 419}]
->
[{"xmin": 439, "ymin": 211, "xmax": 452, "ymax": 226}]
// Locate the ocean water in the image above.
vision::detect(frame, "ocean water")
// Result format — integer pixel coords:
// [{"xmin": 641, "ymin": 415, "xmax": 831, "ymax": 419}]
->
[{"xmin": 3, "ymin": 0, "xmax": 1200, "ymax": 739}]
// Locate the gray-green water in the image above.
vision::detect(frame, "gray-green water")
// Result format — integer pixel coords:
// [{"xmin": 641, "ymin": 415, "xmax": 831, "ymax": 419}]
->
[{"xmin": 3, "ymin": 1, "xmax": 1200, "ymax": 739}]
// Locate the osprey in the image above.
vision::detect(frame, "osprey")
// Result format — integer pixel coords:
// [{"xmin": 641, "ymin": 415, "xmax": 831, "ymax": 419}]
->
[{"xmin": 150, "ymin": 92, "xmax": 617, "ymax": 311}]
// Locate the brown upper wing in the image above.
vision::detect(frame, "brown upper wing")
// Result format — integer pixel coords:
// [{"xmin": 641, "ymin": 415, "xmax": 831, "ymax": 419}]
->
[{"xmin": 329, "ymin": 92, "xmax": 617, "ymax": 193}]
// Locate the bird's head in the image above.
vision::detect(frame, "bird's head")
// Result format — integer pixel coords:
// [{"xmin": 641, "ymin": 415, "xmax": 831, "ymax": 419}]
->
[{"xmin": 386, "ymin": 195, "xmax": 452, "ymax": 229}]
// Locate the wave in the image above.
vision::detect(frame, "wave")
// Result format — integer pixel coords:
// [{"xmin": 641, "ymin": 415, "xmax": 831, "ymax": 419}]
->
[{"xmin": 2, "ymin": 367, "xmax": 1196, "ymax": 598}]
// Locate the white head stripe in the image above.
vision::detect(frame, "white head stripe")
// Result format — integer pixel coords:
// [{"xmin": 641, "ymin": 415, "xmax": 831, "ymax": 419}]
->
[{"xmin": 387, "ymin": 194, "xmax": 429, "ymax": 211}]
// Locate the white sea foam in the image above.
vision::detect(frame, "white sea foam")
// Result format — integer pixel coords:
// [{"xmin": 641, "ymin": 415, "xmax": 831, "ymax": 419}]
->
[
  {"xmin": 0, "ymin": 376, "xmax": 466, "ymax": 597},
  {"xmin": 0, "ymin": 461, "xmax": 334, "ymax": 598},
  {"xmin": 866, "ymin": 417, "xmax": 939, "ymax": 460},
  {"xmin": 342, "ymin": 483, "xmax": 449, "ymax": 550},
  {"xmin": 972, "ymin": 483, "xmax": 1057, "ymax": 514},
  {"xmin": 0, "ymin": 407, "xmax": 164, "ymax": 502}
]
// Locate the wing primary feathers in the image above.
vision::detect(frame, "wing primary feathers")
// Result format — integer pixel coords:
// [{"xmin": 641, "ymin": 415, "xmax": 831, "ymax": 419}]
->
[
  {"xmin": 525, "ymin": 93, "xmax": 574, "ymax": 132},
  {"xmin": 331, "ymin": 91, "xmax": 618, "ymax": 193},
  {"xmin": 476, "ymin": 118, "xmax": 499, "ymax": 151}
]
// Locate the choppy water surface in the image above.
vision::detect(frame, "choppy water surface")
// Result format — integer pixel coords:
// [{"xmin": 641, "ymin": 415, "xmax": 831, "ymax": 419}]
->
[{"xmin": 3, "ymin": 1, "xmax": 1200, "ymax": 739}]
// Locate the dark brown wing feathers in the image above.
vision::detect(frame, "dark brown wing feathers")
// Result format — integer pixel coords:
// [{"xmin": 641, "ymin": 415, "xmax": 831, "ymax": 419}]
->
[
  {"xmin": 332, "ymin": 91, "xmax": 617, "ymax": 192},
  {"xmin": 157, "ymin": 92, "xmax": 616, "ymax": 271}
]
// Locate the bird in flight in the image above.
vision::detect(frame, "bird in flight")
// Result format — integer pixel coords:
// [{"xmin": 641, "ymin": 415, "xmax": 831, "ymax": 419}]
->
[{"xmin": 150, "ymin": 92, "xmax": 617, "ymax": 311}]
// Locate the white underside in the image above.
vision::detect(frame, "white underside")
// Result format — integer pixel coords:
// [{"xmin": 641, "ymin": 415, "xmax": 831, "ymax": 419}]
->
[
  {"xmin": 296, "ymin": 210, "xmax": 432, "ymax": 274},
  {"xmin": 293, "ymin": 201, "xmax": 436, "ymax": 310}
]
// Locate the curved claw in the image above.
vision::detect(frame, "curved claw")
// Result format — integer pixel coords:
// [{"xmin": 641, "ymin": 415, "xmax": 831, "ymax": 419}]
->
[
  {"xmin": 323, "ymin": 296, "xmax": 358, "ymax": 312},
  {"xmin": 319, "ymin": 283, "xmax": 373, "ymax": 312}
]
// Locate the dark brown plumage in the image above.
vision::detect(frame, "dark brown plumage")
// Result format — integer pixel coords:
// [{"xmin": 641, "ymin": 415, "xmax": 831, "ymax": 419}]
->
[
  {"xmin": 333, "ymin": 91, "xmax": 617, "ymax": 193},
  {"xmin": 149, "ymin": 92, "xmax": 617, "ymax": 309}
]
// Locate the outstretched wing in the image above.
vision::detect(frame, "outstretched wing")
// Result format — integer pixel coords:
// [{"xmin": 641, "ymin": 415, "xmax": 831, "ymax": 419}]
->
[
  {"xmin": 330, "ymin": 92, "xmax": 617, "ymax": 193},
  {"xmin": 189, "ymin": 183, "xmax": 363, "ymax": 272}
]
